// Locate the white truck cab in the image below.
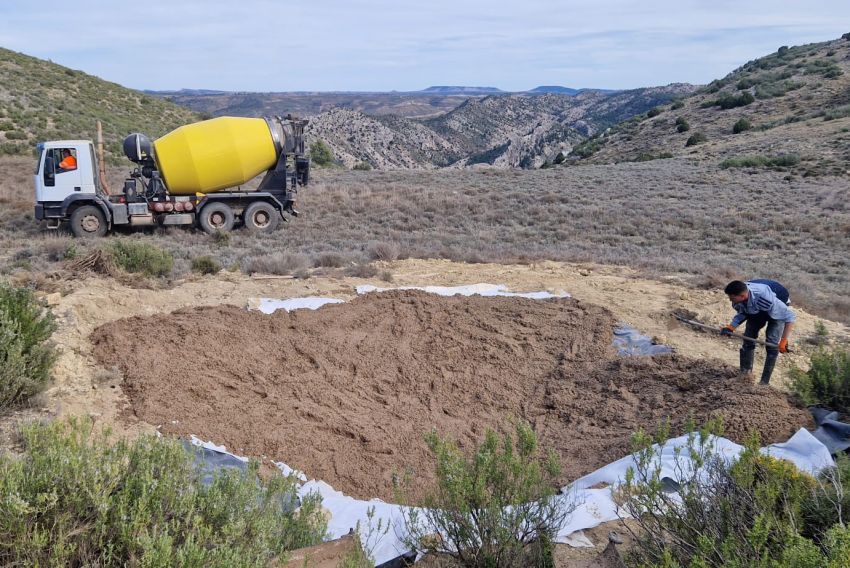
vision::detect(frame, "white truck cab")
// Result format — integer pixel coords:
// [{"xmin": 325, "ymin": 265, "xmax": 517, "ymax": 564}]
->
[{"xmin": 34, "ymin": 140, "xmax": 109, "ymax": 234}]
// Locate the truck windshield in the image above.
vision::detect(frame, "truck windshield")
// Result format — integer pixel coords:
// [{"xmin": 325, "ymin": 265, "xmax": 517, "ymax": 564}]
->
[{"xmin": 34, "ymin": 143, "xmax": 44, "ymax": 174}]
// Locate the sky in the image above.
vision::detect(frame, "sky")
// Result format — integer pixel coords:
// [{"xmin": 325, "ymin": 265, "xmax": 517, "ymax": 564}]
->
[{"xmin": 1, "ymin": 1, "xmax": 849, "ymax": 92}]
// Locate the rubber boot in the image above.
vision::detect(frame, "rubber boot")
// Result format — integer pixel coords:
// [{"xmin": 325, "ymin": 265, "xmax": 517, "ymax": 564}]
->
[
  {"xmin": 740, "ymin": 349, "xmax": 755, "ymax": 378},
  {"xmin": 760, "ymin": 353, "xmax": 778, "ymax": 385}
]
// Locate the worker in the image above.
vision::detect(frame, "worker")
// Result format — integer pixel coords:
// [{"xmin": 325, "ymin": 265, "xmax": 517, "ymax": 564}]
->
[
  {"xmin": 58, "ymin": 149, "xmax": 77, "ymax": 172},
  {"xmin": 721, "ymin": 279, "xmax": 795, "ymax": 385}
]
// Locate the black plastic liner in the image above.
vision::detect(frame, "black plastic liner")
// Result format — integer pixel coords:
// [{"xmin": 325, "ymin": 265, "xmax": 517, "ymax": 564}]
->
[
  {"xmin": 809, "ymin": 407, "xmax": 850, "ymax": 454},
  {"xmin": 613, "ymin": 325, "xmax": 674, "ymax": 357}
]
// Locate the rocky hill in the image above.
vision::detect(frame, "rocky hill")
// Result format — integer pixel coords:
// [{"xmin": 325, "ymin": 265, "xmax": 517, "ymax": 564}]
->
[
  {"xmin": 569, "ymin": 35, "xmax": 850, "ymax": 177},
  {"xmin": 0, "ymin": 48, "xmax": 200, "ymax": 162},
  {"xmin": 306, "ymin": 86, "xmax": 692, "ymax": 169}
]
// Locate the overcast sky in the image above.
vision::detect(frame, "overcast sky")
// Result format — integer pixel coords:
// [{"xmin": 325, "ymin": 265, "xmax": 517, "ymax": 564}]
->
[{"xmin": 1, "ymin": 1, "xmax": 848, "ymax": 92}]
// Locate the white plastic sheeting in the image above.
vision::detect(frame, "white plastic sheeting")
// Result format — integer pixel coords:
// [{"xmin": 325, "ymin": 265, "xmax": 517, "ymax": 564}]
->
[
  {"xmin": 190, "ymin": 428, "xmax": 832, "ymax": 565},
  {"xmin": 255, "ymin": 297, "xmax": 345, "ymax": 314}
]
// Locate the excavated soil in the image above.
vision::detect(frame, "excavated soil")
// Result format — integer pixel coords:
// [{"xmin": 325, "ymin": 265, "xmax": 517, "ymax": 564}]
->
[{"xmin": 91, "ymin": 290, "xmax": 811, "ymax": 502}]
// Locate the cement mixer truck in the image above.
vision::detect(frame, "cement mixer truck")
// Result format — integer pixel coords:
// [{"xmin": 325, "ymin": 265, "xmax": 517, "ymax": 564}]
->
[{"xmin": 33, "ymin": 116, "xmax": 309, "ymax": 236}]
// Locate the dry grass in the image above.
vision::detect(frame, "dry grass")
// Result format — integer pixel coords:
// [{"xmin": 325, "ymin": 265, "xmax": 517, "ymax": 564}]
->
[{"xmin": 3, "ymin": 155, "xmax": 849, "ymax": 324}]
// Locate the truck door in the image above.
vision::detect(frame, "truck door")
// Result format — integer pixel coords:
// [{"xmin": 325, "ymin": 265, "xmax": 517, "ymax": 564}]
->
[{"xmin": 46, "ymin": 146, "xmax": 83, "ymax": 201}]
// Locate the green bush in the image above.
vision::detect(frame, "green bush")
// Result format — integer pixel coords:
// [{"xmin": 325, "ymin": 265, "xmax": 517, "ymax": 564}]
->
[
  {"xmin": 824, "ymin": 105, "xmax": 850, "ymax": 121},
  {"xmin": 0, "ymin": 418, "xmax": 326, "ymax": 566},
  {"xmin": 703, "ymin": 92, "xmax": 755, "ymax": 110},
  {"xmin": 309, "ymin": 140, "xmax": 335, "ymax": 167},
  {"xmin": 0, "ymin": 285, "xmax": 57, "ymax": 411},
  {"xmin": 670, "ymin": 100, "xmax": 685, "ymax": 110},
  {"xmin": 733, "ymin": 117, "xmax": 753, "ymax": 134},
  {"xmin": 646, "ymin": 107, "xmax": 662, "ymax": 118},
  {"xmin": 400, "ymin": 422, "xmax": 572, "ymax": 567},
  {"xmin": 720, "ymin": 154, "xmax": 801, "ymax": 169},
  {"xmin": 622, "ymin": 419, "xmax": 850, "ymax": 567},
  {"xmin": 107, "ymin": 240, "xmax": 174, "ymax": 277},
  {"xmin": 685, "ymin": 132, "xmax": 707, "ymax": 147},
  {"xmin": 791, "ymin": 347, "xmax": 850, "ymax": 414},
  {"xmin": 191, "ymin": 255, "xmax": 221, "ymax": 275},
  {"xmin": 569, "ymin": 136, "xmax": 604, "ymax": 158},
  {"xmin": 352, "ymin": 161, "xmax": 372, "ymax": 171},
  {"xmin": 675, "ymin": 117, "xmax": 690, "ymax": 133}
]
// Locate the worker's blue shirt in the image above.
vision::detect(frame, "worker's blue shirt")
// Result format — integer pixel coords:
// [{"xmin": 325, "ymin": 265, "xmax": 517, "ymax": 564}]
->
[{"xmin": 731, "ymin": 282, "xmax": 796, "ymax": 327}]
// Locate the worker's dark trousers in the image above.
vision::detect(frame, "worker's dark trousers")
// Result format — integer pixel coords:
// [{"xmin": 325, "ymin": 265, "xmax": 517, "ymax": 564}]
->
[{"xmin": 741, "ymin": 313, "xmax": 784, "ymax": 384}]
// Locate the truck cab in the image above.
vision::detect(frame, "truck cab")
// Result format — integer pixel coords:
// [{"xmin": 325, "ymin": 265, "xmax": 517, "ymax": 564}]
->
[{"xmin": 34, "ymin": 141, "xmax": 111, "ymax": 235}]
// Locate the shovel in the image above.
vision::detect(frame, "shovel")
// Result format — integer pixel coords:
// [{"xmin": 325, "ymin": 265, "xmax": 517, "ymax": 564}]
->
[{"xmin": 673, "ymin": 314, "xmax": 789, "ymax": 350}]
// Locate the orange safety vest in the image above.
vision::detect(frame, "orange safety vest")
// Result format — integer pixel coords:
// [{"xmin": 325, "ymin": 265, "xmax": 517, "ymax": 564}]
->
[{"xmin": 59, "ymin": 155, "xmax": 77, "ymax": 170}]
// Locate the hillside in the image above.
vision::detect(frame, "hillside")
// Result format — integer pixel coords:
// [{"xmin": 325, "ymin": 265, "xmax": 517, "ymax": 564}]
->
[
  {"xmin": 306, "ymin": 86, "xmax": 692, "ymax": 169},
  {"xmin": 0, "ymin": 48, "xmax": 200, "ymax": 162},
  {"xmin": 156, "ymin": 91, "xmax": 471, "ymax": 120},
  {"xmin": 570, "ymin": 35, "xmax": 850, "ymax": 176}
]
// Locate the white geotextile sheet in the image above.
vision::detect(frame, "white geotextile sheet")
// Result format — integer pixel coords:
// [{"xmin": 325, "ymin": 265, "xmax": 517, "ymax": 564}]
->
[
  {"xmin": 190, "ymin": 429, "xmax": 833, "ymax": 565},
  {"xmin": 255, "ymin": 296, "xmax": 345, "ymax": 314}
]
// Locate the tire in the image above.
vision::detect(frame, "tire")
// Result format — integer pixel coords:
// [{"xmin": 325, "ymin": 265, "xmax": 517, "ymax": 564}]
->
[
  {"xmin": 199, "ymin": 203, "xmax": 235, "ymax": 234},
  {"xmin": 70, "ymin": 205, "xmax": 107, "ymax": 238},
  {"xmin": 243, "ymin": 201, "xmax": 281, "ymax": 233}
]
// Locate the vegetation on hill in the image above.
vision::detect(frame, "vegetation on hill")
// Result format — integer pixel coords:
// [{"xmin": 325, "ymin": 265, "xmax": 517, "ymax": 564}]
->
[
  {"xmin": 569, "ymin": 35, "xmax": 850, "ymax": 176},
  {"xmin": 0, "ymin": 47, "xmax": 200, "ymax": 162}
]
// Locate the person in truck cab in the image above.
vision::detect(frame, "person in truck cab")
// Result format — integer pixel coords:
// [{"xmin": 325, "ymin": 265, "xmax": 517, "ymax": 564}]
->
[{"xmin": 57, "ymin": 149, "xmax": 77, "ymax": 172}]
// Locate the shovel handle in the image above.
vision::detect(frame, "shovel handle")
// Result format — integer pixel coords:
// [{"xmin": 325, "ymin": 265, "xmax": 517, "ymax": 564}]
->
[{"xmin": 674, "ymin": 315, "xmax": 790, "ymax": 351}]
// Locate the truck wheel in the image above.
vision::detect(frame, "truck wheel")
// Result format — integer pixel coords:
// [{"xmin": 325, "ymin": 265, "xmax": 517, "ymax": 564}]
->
[
  {"xmin": 243, "ymin": 201, "xmax": 281, "ymax": 233},
  {"xmin": 199, "ymin": 203, "xmax": 235, "ymax": 234},
  {"xmin": 70, "ymin": 205, "xmax": 107, "ymax": 237}
]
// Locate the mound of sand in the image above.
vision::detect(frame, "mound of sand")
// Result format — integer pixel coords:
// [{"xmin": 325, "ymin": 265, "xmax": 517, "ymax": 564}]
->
[{"xmin": 91, "ymin": 290, "xmax": 811, "ymax": 501}]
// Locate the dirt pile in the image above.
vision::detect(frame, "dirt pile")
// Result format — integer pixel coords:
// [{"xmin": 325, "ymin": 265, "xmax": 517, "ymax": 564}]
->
[{"xmin": 91, "ymin": 291, "xmax": 811, "ymax": 501}]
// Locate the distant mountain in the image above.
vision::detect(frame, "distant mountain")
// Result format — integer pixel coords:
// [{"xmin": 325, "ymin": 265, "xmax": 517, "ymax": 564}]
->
[
  {"xmin": 0, "ymin": 48, "xmax": 200, "ymax": 160},
  {"xmin": 419, "ymin": 86, "xmax": 504, "ymax": 95},
  {"xmin": 527, "ymin": 86, "xmax": 580, "ymax": 95},
  {"xmin": 143, "ymin": 88, "xmax": 228, "ymax": 96}
]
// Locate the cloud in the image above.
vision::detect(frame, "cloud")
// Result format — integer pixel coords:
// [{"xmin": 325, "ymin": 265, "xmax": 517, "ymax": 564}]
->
[{"xmin": 1, "ymin": 0, "xmax": 848, "ymax": 91}]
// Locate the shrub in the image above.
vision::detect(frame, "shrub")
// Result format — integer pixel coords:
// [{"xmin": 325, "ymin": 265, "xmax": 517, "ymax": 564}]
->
[
  {"xmin": 824, "ymin": 105, "xmax": 850, "ymax": 121},
  {"xmin": 620, "ymin": 419, "xmax": 846, "ymax": 567},
  {"xmin": 106, "ymin": 240, "xmax": 173, "ymax": 277},
  {"xmin": 778, "ymin": 45, "xmax": 790, "ymax": 56},
  {"xmin": 791, "ymin": 347, "xmax": 850, "ymax": 415},
  {"xmin": 646, "ymin": 107, "xmax": 662, "ymax": 118},
  {"xmin": 352, "ymin": 161, "xmax": 372, "ymax": 171},
  {"xmin": 569, "ymin": 136, "xmax": 604, "ymax": 159},
  {"xmin": 309, "ymin": 140, "xmax": 335, "ymax": 167},
  {"xmin": 313, "ymin": 252, "xmax": 348, "ymax": 268},
  {"xmin": 0, "ymin": 418, "xmax": 326, "ymax": 566},
  {"xmin": 671, "ymin": 100, "xmax": 685, "ymax": 110},
  {"xmin": 0, "ymin": 285, "xmax": 57, "ymax": 412},
  {"xmin": 675, "ymin": 117, "xmax": 690, "ymax": 133},
  {"xmin": 366, "ymin": 241, "xmax": 399, "ymax": 261},
  {"xmin": 720, "ymin": 154, "xmax": 801, "ymax": 169},
  {"xmin": 553, "ymin": 151, "xmax": 566, "ymax": 165},
  {"xmin": 191, "ymin": 255, "xmax": 221, "ymax": 275},
  {"xmin": 400, "ymin": 422, "xmax": 573, "ymax": 567},
  {"xmin": 243, "ymin": 253, "xmax": 309, "ymax": 275},
  {"xmin": 704, "ymin": 92, "xmax": 755, "ymax": 110},
  {"xmin": 344, "ymin": 263, "xmax": 379, "ymax": 278},
  {"xmin": 733, "ymin": 117, "xmax": 753, "ymax": 134},
  {"xmin": 685, "ymin": 132, "xmax": 707, "ymax": 146}
]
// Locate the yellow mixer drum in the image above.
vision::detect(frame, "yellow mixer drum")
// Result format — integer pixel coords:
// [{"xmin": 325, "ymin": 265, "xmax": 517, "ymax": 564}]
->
[{"xmin": 153, "ymin": 117, "xmax": 278, "ymax": 195}]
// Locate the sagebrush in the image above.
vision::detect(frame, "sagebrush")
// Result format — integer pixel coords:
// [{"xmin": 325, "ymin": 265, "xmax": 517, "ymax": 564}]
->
[
  {"xmin": 0, "ymin": 418, "xmax": 327, "ymax": 566},
  {"xmin": 0, "ymin": 284, "xmax": 56, "ymax": 411}
]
